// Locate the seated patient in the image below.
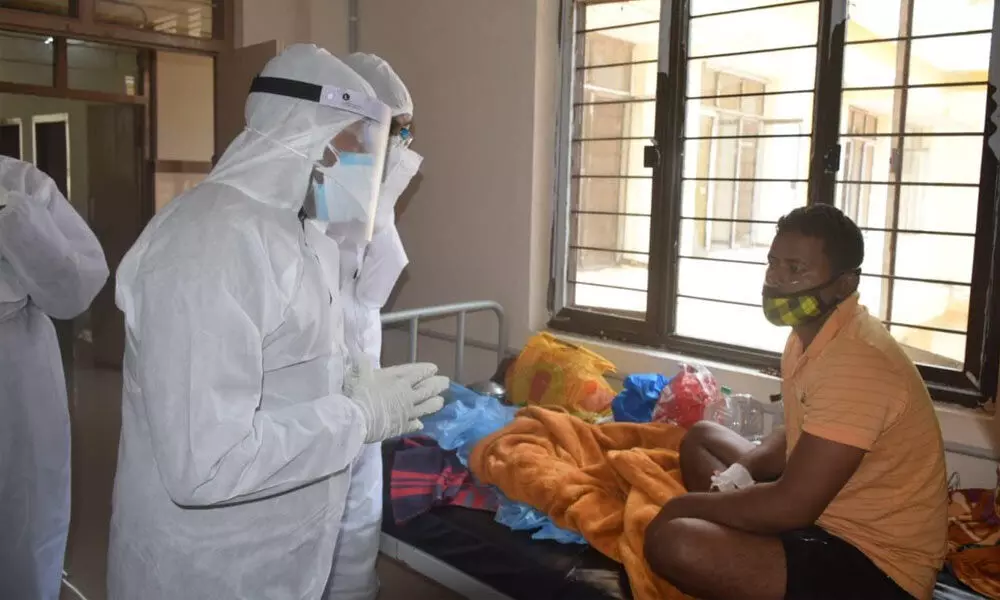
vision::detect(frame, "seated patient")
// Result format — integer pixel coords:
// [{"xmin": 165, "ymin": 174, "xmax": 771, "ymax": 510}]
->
[{"xmin": 644, "ymin": 205, "xmax": 948, "ymax": 600}]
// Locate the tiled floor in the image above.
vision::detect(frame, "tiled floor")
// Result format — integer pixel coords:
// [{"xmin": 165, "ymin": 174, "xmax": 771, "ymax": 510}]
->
[{"xmin": 60, "ymin": 345, "xmax": 464, "ymax": 600}]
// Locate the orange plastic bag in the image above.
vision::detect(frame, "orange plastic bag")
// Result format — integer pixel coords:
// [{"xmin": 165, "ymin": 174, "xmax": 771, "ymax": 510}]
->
[{"xmin": 505, "ymin": 333, "xmax": 617, "ymax": 416}]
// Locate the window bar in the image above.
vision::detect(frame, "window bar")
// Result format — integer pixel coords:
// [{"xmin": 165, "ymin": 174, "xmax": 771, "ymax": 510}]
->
[
  {"xmin": 689, "ymin": 43, "xmax": 819, "ymax": 62},
  {"xmin": 807, "ymin": 0, "xmax": 847, "ymax": 206},
  {"xmin": 577, "ymin": 58, "xmax": 657, "ymax": 71},
  {"xmin": 882, "ymin": 0, "xmax": 915, "ymax": 327},
  {"xmin": 576, "ymin": 19, "xmax": 658, "ymax": 36},
  {"xmin": 691, "ymin": 0, "xmax": 819, "ymax": 20}
]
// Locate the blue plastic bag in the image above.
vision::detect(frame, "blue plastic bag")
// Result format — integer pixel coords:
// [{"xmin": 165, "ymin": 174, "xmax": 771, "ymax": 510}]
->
[
  {"xmin": 611, "ymin": 373, "xmax": 670, "ymax": 423},
  {"xmin": 495, "ymin": 499, "xmax": 587, "ymax": 544},
  {"xmin": 419, "ymin": 383, "xmax": 518, "ymax": 466}
]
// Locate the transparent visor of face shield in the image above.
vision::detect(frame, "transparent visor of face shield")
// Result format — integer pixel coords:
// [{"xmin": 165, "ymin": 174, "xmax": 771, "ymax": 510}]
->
[{"xmin": 315, "ymin": 117, "xmax": 390, "ymax": 239}]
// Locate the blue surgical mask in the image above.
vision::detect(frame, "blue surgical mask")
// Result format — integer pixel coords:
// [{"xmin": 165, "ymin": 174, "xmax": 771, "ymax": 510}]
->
[{"xmin": 311, "ymin": 151, "xmax": 381, "ymax": 241}]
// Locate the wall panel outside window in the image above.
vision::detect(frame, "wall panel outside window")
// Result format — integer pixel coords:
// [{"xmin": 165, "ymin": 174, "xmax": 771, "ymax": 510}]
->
[{"xmin": 552, "ymin": 0, "xmax": 1000, "ymax": 407}]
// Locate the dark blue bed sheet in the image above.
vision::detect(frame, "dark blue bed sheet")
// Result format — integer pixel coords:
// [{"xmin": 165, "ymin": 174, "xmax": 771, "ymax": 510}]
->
[{"xmin": 381, "ymin": 443, "xmax": 986, "ymax": 600}]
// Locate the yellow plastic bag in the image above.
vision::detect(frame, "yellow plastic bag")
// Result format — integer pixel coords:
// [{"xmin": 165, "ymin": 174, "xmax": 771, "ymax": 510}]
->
[{"xmin": 505, "ymin": 333, "xmax": 617, "ymax": 417}]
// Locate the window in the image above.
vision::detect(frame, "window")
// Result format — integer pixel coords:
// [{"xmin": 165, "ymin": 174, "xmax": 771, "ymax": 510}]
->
[{"xmin": 552, "ymin": 0, "xmax": 1000, "ymax": 407}]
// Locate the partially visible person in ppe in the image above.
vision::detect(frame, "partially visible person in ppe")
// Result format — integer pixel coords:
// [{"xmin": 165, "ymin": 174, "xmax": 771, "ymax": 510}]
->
[
  {"xmin": 106, "ymin": 44, "xmax": 447, "ymax": 600},
  {"xmin": 321, "ymin": 51, "xmax": 422, "ymax": 600},
  {"xmin": 0, "ymin": 156, "xmax": 109, "ymax": 600}
]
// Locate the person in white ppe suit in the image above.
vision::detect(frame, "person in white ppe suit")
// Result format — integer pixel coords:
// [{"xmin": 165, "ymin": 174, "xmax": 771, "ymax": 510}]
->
[
  {"xmin": 0, "ymin": 156, "xmax": 109, "ymax": 600},
  {"xmin": 322, "ymin": 52, "xmax": 424, "ymax": 600},
  {"xmin": 106, "ymin": 44, "xmax": 448, "ymax": 600}
]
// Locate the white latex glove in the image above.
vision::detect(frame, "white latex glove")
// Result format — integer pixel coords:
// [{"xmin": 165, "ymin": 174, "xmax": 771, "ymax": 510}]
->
[
  {"xmin": 344, "ymin": 362, "xmax": 449, "ymax": 443},
  {"xmin": 710, "ymin": 463, "xmax": 755, "ymax": 492},
  {"xmin": 0, "ymin": 186, "xmax": 7, "ymax": 209}
]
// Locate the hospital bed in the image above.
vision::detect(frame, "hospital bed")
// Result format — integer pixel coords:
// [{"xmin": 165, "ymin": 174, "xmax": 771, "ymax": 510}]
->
[{"xmin": 378, "ymin": 302, "xmax": 989, "ymax": 600}]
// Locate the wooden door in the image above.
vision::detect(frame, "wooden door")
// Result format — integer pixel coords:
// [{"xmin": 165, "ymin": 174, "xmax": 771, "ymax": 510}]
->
[
  {"xmin": 214, "ymin": 40, "xmax": 282, "ymax": 161},
  {"xmin": 87, "ymin": 104, "xmax": 143, "ymax": 369}
]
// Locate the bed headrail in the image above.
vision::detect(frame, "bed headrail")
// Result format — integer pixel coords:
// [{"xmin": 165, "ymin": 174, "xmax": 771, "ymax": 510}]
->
[{"xmin": 380, "ymin": 301, "xmax": 508, "ymax": 384}]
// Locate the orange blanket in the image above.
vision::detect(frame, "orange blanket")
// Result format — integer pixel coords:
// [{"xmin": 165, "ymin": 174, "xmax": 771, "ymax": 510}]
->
[{"xmin": 469, "ymin": 406, "xmax": 691, "ymax": 600}]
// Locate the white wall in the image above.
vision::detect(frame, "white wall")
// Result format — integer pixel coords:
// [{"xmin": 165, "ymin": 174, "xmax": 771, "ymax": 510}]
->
[
  {"xmin": 239, "ymin": 0, "xmax": 350, "ymax": 55},
  {"xmin": 359, "ymin": 0, "xmax": 555, "ymax": 361}
]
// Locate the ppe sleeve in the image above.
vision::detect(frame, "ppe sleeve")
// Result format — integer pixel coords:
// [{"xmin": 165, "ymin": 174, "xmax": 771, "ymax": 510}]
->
[
  {"xmin": 131, "ymin": 237, "xmax": 368, "ymax": 506},
  {"xmin": 0, "ymin": 188, "xmax": 109, "ymax": 319},
  {"xmin": 356, "ymin": 223, "xmax": 408, "ymax": 309}
]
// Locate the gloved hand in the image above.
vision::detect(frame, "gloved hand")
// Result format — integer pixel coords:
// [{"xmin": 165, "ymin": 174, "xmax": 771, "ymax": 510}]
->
[{"xmin": 344, "ymin": 362, "xmax": 449, "ymax": 443}]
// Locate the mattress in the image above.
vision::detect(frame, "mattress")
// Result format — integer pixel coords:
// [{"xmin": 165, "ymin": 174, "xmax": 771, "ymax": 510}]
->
[
  {"xmin": 380, "ymin": 442, "xmax": 631, "ymax": 600},
  {"xmin": 380, "ymin": 443, "xmax": 986, "ymax": 600}
]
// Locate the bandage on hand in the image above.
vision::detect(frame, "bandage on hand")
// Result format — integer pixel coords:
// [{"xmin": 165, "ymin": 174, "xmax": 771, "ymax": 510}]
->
[{"xmin": 710, "ymin": 463, "xmax": 755, "ymax": 492}]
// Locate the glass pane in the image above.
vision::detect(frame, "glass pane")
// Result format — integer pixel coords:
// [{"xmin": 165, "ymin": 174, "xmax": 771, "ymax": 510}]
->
[
  {"xmin": 677, "ymin": 256, "xmax": 766, "ymax": 306},
  {"xmin": 900, "ymin": 135, "xmax": 983, "ymax": 185},
  {"xmin": 843, "ymin": 41, "xmax": 901, "ymax": 89},
  {"xmin": 573, "ymin": 139, "xmax": 652, "ymax": 178},
  {"xmin": 569, "ymin": 249, "xmax": 647, "ymax": 314},
  {"xmin": 890, "ymin": 325, "xmax": 966, "ymax": 369},
  {"xmin": 680, "ymin": 179, "xmax": 807, "ymax": 222},
  {"xmin": 845, "ymin": 0, "xmax": 903, "ymax": 43},
  {"xmin": 689, "ymin": 93, "xmax": 813, "ymax": 127},
  {"xmin": 898, "ymin": 185, "xmax": 978, "ymax": 234},
  {"xmin": 908, "ymin": 34, "xmax": 991, "ymax": 86},
  {"xmin": 97, "ymin": 0, "xmax": 214, "ymax": 39},
  {"xmin": 0, "ymin": 32, "xmax": 54, "ymax": 87},
  {"xmin": 579, "ymin": 23, "xmax": 659, "ymax": 68},
  {"xmin": 858, "ymin": 274, "xmax": 889, "ymax": 319},
  {"xmin": 841, "ymin": 86, "xmax": 988, "ymax": 135},
  {"xmin": 890, "ymin": 281, "xmax": 970, "ymax": 367},
  {"xmin": 574, "ymin": 99, "xmax": 656, "ymax": 140},
  {"xmin": 683, "ymin": 136, "xmax": 810, "ymax": 181},
  {"xmin": 572, "ymin": 213, "xmax": 652, "ymax": 258},
  {"xmin": 691, "ymin": 0, "xmax": 812, "ymax": 18},
  {"xmin": 675, "ymin": 296, "xmax": 788, "ymax": 352},
  {"xmin": 906, "ymin": 85, "xmax": 987, "ymax": 134},
  {"xmin": 689, "ymin": 1, "xmax": 819, "ymax": 58},
  {"xmin": 893, "ymin": 233, "xmax": 974, "ymax": 283},
  {"xmin": 1, "ymin": 0, "xmax": 68, "ymax": 15},
  {"xmin": 687, "ymin": 48, "xmax": 818, "ymax": 96},
  {"xmin": 571, "ymin": 174, "xmax": 653, "ymax": 229},
  {"xmin": 581, "ymin": 62, "xmax": 657, "ymax": 98},
  {"xmin": 67, "ymin": 41, "xmax": 140, "ymax": 96},
  {"xmin": 833, "ymin": 183, "xmax": 979, "ymax": 235},
  {"xmin": 912, "ymin": 0, "xmax": 994, "ymax": 37}
]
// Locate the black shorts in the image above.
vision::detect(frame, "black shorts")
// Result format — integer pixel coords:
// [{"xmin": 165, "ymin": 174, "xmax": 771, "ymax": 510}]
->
[{"xmin": 781, "ymin": 526, "xmax": 915, "ymax": 600}]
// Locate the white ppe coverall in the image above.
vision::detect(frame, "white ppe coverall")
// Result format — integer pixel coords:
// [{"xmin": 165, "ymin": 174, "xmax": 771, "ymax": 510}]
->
[
  {"xmin": 107, "ymin": 44, "xmax": 445, "ymax": 600},
  {"xmin": 0, "ymin": 156, "xmax": 109, "ymax": 600},
  {"xmin": 324, "ymin": 52, "xmax": 423, "ymax": 600}
]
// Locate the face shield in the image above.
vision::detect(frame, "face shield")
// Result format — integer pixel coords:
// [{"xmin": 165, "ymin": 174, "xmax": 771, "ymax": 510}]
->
[{"xmin": 249, "ymin": 76, "xmax": 391, "ymax": 242}]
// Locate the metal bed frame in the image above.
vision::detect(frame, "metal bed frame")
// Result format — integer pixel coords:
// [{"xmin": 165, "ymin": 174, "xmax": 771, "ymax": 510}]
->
[
  {"xmin": 379, "ymin": 300, "xmax": 516, "ymax": 599},
  {"xmin": 380, "ymin": 300, "xmax": 508, "ymax": 384}
]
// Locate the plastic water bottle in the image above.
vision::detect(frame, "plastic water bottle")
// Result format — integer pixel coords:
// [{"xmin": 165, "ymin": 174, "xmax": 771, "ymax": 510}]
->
[{"xmin": 705, "ymin": 386, "xmax": 766, "ymax": 442}]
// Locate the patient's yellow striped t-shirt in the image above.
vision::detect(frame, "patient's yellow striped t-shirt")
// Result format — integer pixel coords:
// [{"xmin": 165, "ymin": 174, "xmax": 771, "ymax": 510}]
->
[{"xmin": 781, "ymin": 294, "xmax": 948, "ymax": 600}]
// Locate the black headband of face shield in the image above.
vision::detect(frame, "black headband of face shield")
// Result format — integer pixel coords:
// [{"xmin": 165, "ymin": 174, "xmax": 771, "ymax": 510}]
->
[{"xmin": 250, "ymin": 76, "xmax": 329, "ymax": 104}]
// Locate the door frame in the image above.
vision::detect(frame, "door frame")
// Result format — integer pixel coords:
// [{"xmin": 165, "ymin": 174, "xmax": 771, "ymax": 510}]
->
[
  {"xmin": 31, "ymin": 112, "xmax": 71, "ymax": 200},
  {"xmin": 0, "ymin": 117, "xmax": 23, "ymax": 159}
]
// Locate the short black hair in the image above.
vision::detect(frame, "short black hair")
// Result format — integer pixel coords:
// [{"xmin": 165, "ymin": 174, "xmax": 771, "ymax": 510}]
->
[{"xmin": 775, "ymin": 204, "xmax": 864, "ymax": 273}]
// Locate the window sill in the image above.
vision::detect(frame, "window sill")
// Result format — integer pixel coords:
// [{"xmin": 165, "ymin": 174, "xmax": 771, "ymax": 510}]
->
[{"xmin": 552, "ymin": 331, "xmax": 999, "ymax": 460}]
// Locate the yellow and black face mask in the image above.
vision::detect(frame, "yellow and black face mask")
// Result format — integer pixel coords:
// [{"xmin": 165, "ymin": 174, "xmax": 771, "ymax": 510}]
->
[{"xmin": 761, "ymin": 287, "xmax": 829, "ymax": 327}]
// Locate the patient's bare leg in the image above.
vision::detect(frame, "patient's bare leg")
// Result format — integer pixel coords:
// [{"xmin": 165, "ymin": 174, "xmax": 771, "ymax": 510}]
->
[
  {"xmin": 679, "ymin": 421, "xmax": 755, "ymax": 492},
  {"xmin": 644, "ymin": 517, "xmax": 785, "ymax": 600}
]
